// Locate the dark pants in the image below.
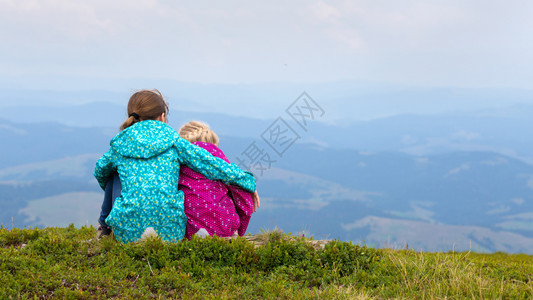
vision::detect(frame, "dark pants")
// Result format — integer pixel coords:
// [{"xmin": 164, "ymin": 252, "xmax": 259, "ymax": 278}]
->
[{"xmin": 98, "ymin": 173, "xmax": 122, "ymax": 227}]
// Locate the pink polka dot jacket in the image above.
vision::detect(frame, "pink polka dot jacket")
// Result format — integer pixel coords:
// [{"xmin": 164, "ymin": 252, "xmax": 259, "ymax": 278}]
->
[
  {"xmin": 94, "ymin": 120, "xmax": 256, "ymax": 243},
  {"xmin": 179, "ymin": 141, "xmax": 255, "ymax": 239}
]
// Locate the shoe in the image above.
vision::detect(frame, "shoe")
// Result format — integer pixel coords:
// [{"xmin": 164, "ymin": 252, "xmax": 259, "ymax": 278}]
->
[
  {"xmin": 195, "ymin": 228, "xmax": 210, "ymax": 238},
  {"xmin": 96, "ymin": 225, "xmax": 112, "ymax": 239},
  {"xmin": 141, "ymin": 227, "xmax": 158, "ymax": 240}
]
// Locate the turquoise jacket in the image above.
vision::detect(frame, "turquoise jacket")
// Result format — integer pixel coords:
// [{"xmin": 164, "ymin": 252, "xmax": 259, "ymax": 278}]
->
[{"xmin": 94, "ymin": 120, "xmax": 256, "ymax": 243}]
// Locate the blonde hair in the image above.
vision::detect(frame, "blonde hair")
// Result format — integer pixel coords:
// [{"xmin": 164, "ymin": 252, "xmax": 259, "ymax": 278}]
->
[
  {"xmin": 178, "ymin": 121, "xmax": 219, "ymax": 146},
  {"xmin": 120, "ymin": 89, "xmax": 169, "ymax": 130}
]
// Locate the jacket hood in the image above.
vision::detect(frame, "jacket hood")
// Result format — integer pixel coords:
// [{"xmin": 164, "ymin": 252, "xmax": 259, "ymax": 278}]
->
[{"xmin": 110, "ymin": 120, "xmax": 179, "ymax": 159}]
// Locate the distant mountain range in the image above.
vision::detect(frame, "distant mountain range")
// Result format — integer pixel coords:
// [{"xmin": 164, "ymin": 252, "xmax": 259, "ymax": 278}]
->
[
  {"xmin": 1, "ymin": 102, "xmax": 532, "ymax": 253},
  {"xmin": 2, "ymin": 100, "xmax": 533, "ymax": 161}
]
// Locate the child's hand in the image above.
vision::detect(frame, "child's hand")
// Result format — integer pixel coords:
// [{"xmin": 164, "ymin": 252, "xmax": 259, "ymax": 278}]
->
[{"xmin": 252, "ymin": 191, "xmax": 260, "ymax": 212}]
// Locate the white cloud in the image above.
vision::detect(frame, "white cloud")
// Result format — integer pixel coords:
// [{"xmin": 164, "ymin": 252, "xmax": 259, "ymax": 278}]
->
[
  {"xmin": 510, "ymin": 198, "xmax": 524, "ymax": 206},
  {"xmin": 308, "ymin": 1, "xmax": 342, "ymax": 23},
  {"xmin": 452, "ymin": 130, "xmax": 480, "ymax": 141},
  {"xmin": 1, "ymin": 0, "xmax": 113, "ymax": 41},
  {"xmin": 486, "ymin": 204, "xmax": 511, "ymax": 215},
  {"xmin": 0, "ymin": 124, "xmax": 28, "ymax": 135},
  {"xmin": 528, "ymin": 177, "xmax": 533, "ymax": 190},
  {"xmin": 402, "ymin": 135, "xmax": 418, "ymax": 145},
  {"xmin": 1, "ymin": 0, "xmax": 533, "ymax": 87},
  {"xmin": 481, "ymin": 157, "xmax": 507, "ymax": 166},
  {"xmin": 415, "ymin": 157, "xmax": 429, "ymax": 164},
  {"xmin": 445, "ymin": 163, "xmax": 470, "ymax": 177}
]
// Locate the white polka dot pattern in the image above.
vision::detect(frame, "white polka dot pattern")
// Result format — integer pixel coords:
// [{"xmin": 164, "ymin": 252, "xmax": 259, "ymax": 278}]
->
[{"xmin": 179, "ymin": 142, "xmax": 255, "ymax": 239}]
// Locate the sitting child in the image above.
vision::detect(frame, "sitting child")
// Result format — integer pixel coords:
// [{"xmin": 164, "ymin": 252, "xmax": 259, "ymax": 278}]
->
[
  {"xmin": 178, "ymin": 121, "xmax": 256, "ymax": 239},
  {"xmin": 94, "ymin": 90, "xmax": 257, "ymax": 242}
]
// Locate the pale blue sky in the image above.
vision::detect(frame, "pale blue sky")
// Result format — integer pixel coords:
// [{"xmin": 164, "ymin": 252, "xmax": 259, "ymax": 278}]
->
[{"xmin": 1, "ymin": 0, "xmax": 533, "ymax": 120}]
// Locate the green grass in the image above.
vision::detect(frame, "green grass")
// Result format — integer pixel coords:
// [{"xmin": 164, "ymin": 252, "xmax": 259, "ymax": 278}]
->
[{"xmin": 1, "ymin": 226, "xmax": 531, "ymax": 299}]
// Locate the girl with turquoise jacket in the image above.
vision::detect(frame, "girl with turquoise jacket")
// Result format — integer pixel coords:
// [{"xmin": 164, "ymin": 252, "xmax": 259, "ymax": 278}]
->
[{"xmin": 94, "ymin": 90, "xmax": 257, "ymax": 243}]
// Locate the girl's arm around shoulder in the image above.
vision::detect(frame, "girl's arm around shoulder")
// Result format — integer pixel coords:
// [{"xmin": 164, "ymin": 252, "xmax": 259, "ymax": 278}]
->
[
  {"xmin": 175, "ymin": 137, "xmax": 256, "ymax": 193},
  {"xmin": 94, "ymin": 150, "xmax": 116, "ymax": 190}
]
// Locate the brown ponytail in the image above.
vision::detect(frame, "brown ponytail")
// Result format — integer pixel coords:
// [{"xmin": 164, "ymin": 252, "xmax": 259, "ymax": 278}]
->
[
  {"xmin": 178, "ymin": 121, "xmax": 219, "ymax": 146},
  {"xmin": 120, "ymin": 89, "xmax": 169, "ymax": 130}
]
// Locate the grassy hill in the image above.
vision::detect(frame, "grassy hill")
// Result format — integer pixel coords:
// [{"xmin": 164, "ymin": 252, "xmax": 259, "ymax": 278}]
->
[{"xmin": 1, "ymin": 226, "xmax": 531, "ymax": 299}]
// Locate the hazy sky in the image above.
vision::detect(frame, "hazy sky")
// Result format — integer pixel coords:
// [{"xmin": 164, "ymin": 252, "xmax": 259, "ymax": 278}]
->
[
  {"xmin": 1, "ymin": 1, "xmax": 533, "ymax": 120},
  {"xmin": 2, "ymin": 0, "xmax": 533, "ymax": 87}
]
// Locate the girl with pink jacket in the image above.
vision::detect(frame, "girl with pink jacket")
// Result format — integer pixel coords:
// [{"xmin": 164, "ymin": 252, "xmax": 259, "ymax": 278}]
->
[{"xmin": 178, "ymin": 121, "xmax": 259, "ymax": 239}]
